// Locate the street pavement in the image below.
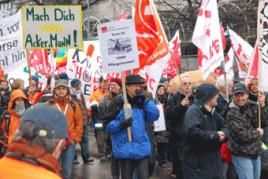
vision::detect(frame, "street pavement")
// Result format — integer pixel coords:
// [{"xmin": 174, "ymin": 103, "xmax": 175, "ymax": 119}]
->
[{"xmin": 73, "ymin": 131, "xmax": 173, "ymax": 179}]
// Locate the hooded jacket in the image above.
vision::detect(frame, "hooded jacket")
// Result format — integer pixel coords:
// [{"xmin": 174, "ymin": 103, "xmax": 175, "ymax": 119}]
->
[{"xmin": 8, "ymin": 90, "xmax": 27, "ymax": 144}]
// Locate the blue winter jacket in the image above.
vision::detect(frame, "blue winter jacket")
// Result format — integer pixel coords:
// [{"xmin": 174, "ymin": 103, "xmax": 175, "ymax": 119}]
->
[{"xmin": 106, "ymin": 99, "xmax": 159, "ymax": 159}]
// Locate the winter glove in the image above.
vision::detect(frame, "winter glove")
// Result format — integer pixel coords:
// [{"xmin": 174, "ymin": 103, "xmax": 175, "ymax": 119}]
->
[
  {"xmin": 120, "ymin": 118, "xmax": 132, "ymax": 129},
  {"xmin": 135, "ymin": 93, "xmax": 147, "ymax": 107},
  {"xmin": 91, "ymin": 104, "xmax": 98, "ymax": 113}
]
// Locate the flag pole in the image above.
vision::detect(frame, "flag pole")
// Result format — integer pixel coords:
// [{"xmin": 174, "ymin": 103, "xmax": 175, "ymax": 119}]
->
[
  {"xmin": 26, "ymin": 50, "xmax": 32, "ymax": 81},
  {"xmin": 257, "ymin": 0, "xmax": 262, "ymax": 128},
  {"xmin": 50, "ymin": 49, "xmax": 55, "ymax": 93},
  {"xmin": 121, "ymin": 71, "xmax": 132, "ymax": 142}
]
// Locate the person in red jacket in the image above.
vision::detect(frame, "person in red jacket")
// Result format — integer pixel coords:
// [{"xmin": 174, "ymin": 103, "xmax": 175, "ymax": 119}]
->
[{"xmin": 0, "ymin": 103, "xmax": 68, "ymax": 179}]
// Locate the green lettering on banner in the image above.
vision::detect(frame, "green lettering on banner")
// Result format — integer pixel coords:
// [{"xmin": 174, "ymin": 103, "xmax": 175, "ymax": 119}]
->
[
  {"xmin": 26, "ymin": 7, "xmax": 49, "ymax": 21},
  {"xmin": 54, "ymin": 8, "xmax": 75, "ymax": 21},
  {"xmin": 50, "ymin": 34, "xmax": 71, "ymax": 48},
  {"xmin": 25, "ymin": 34, "xmax": 33, "ymax": 47}
]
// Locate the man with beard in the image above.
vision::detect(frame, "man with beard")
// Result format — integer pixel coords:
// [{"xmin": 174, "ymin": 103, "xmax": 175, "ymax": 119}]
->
[{"xmin": 51, "ymin": 79, "xmax": 83, "ymax": 179}]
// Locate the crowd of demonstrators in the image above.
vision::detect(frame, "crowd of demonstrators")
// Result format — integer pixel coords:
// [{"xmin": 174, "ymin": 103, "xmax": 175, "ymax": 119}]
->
[{"xmin": 2, "ymin": 70, "xmax": 268, "ymax": 179}]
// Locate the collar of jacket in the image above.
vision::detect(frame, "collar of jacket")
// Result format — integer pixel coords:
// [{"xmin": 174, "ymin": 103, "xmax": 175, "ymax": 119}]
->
[
  {"xmin": 229, "ymin": 101, "xmax": 250, "ymax": 112},
  {"xmin": 5, "ymin": 139, "xmax": 61, "ymax": 176}
]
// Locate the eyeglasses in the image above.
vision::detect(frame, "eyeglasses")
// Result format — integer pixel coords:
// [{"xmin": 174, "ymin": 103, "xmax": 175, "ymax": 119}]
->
[{"xmin": 183, "ymin": 82, "xmax": 192, "ymax": 85}]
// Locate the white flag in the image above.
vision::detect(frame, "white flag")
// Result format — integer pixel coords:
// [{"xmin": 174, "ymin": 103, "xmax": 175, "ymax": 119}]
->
[
  {"xmin": 228, "ymin": 29, "xmax": 253, "ymax": 79},
  {"xmin": 192, "ymin": 0, "xmax": 224, "ymax": 80}
]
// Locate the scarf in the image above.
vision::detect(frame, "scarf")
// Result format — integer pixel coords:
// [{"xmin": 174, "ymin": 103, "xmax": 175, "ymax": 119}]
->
[{"xmin": 5, "ymin": 139, "xmax": 61, "ymax": 176}]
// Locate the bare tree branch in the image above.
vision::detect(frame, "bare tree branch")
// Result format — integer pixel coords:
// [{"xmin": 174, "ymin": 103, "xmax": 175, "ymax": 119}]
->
[{"xmin": 160, "ymin": 0, "xmax": 191, "ymax": 21}]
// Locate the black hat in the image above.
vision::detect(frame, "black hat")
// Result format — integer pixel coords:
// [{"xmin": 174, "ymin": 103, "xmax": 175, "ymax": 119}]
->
[
  {"xmin": 194, "ymin": 83, "xmax": 219, "ymax": 105},
  {"xmin": 71, "ymin": 79, "xmax": 81, "ymax": 88},
  {"xmin": 21, "ymin": 104, "xmax": 68, "ymax": 139},
  {"xmin": 232, "ymin": 83, "xmax": 247, "ymax": 95},
  {"xmin": 58, "ymin": 72, "xmax": 69, "ymax": 82},
  {"xmin": 126, "ymin": 75, "xmax": 145, "ymax": 85}
]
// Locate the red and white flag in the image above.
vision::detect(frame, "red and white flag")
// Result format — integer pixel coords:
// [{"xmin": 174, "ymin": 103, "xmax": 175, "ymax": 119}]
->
[
  {"xmin": 224, "ymin": 48, "xmax": 235, "ymax": 77},
  {"xmin": 228, "ymin": 28, "xmax": 253, "ymax": 79},
  {"xmin": 192, "ymin": 0, "xmax": 224, "ymax": 80},
  {"xmin": 29, "ymin": 49, "xmax": 51, "ymax": 76},
  {"xmin": 163, "ymin": 30, "xmax": 182, "ymax": 78},
  {"xmin": 258, "ymin": 0, "xmax": 268, "ymax": 91},
  {"xmin": 245, "ymin": 41, "xmax": 258, "ymax": 85},
  {"xmin": 134, "ymin": 0, "xmax": 170, "ymax": 71}
]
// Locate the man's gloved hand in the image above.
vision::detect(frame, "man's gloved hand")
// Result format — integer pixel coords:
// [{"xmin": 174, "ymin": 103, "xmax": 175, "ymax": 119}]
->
[
  {"xmin": 90, "ymin": 104, "xmax": 98, "ymax": 113},
  {"xmin": 134, "ymin": 90, "xmax": 147, "ymax": 107},
  {"xmin": 120, "ymin": 118, "xmax": 132, "ymax": 129}
]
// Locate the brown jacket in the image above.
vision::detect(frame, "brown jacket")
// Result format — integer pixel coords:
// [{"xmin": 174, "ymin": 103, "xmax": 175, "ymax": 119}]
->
[
  {"xmin": 52, "ymin": 97, "xmax": 83, "ymax": 143},
  {"xmin": 8, "ymin": 90, "xmax": 27, "ymax": 144}
]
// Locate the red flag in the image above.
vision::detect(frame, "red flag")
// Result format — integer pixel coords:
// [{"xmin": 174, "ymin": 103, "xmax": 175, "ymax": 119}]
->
[
  {"xmin": 245, "ymin": 41, "xmax": 258, "ymax": 85},
  {"xmin": 134, "ymin": 0, "xmax": 169, "ymax": 71},
  {"xmin": 29, "ymin": 49, "xmax": 51, "ymax": 76},
  {"xmin": 163, "ymin": 30, "xmax": 181, "ymax": 78}
]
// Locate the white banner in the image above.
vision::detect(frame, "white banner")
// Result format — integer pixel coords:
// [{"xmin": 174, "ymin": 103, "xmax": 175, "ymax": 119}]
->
[
  {"xmin": 258, "ymin": 0, "xmax": 268, "ymax": 91},
  {"xmin": 97, "ymin": 19, "xmax": 139, "ymax": 73},
  {"xmin": 192, "ymin": 0, "xmax": 224, "ymax": 80},
  {"xmin": 67, "ymin": 41, "xmax": 120, "ymax": 104},
  {"xmin": 0, "ymin": 10, "xmax": 27, "ymax": 73},
  {"xmin": 228, "ymin": 29, "xmax": 253, "ymax": 79},
  {"xmin": 141, "ymin": 54, "xmax": 169, "ymax": 97},
  {"xmin": 154, "ymin": 104, "xmax": 166, "ymax": 132},
  {"xmin": 22, "ymin": 6, "xmax": 83, "ymax": 49}
]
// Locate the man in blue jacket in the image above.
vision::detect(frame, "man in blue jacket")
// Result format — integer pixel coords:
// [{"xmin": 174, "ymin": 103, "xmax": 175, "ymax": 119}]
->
[{"xmin": 106, "ymin": 74, "xmax": 159, "ymax": 179}]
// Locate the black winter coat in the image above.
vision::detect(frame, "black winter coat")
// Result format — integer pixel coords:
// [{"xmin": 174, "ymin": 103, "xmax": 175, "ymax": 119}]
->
[
  {"xmin": 165, "ymin": 92, "xmax": 194, "ymax": 136},
  {"xmin": 183, "ymin": 103, "xmax": 225, "ymax": 179}
]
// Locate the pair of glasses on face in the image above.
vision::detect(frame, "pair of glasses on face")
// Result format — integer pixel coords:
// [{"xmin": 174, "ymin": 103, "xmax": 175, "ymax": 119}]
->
[{"xmin": 183, "ymin": 82, "xmax": 192, "ymax": 85}]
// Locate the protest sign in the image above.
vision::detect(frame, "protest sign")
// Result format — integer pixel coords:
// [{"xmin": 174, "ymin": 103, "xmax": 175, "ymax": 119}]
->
[
  {"xmin": 21, "ymin": 5, "xmax": 83, "ymax": 49},
  {"xmin": 154, "ymin": 104, "xmax": 166, "ymax": 132},
  {"xmin": 66, "ymin": 41, "xmax": 120, "ymax": 104},
  {"xmin": 97, "ymin": 19, "xmax": 139, "ymax": 73},
  {"xmin": 0, "ymin": 10, "xmax": 27, "ymax": 73}
]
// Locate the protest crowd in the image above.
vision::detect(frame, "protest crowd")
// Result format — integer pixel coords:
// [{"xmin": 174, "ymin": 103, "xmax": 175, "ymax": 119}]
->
[{"xmin": 1, "ymin": 0, "xmax": 268, "ymax": 179}]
